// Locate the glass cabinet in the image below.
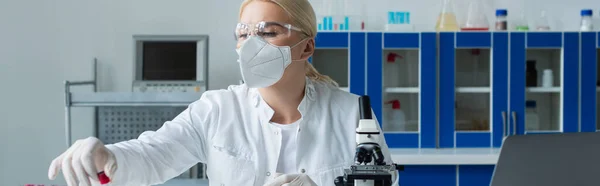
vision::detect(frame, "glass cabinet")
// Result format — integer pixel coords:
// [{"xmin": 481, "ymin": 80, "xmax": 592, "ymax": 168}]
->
[
  {"xmin": 509, "ymin": 32, "xmax": 579, "ymax": 136},
  {"xmin": 439, "ymin": 32, "xmax": 507, "ymax": 148},
  {"xmin": 367, "ymin": 32, "xmax": 437, "ymax": 148},
  {"xmin": 313, "ymin": 32, "xmax": 366, "ymax": 94},
  {"xmin": 314, "ymin": 31, "xmax": 585, "ymax": 149}
]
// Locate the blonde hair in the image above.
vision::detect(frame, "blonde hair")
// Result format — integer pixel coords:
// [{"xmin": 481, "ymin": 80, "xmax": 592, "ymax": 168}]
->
[{"xmin": 239, "ymin": 0, "xmax": 339, "ymax": 87}]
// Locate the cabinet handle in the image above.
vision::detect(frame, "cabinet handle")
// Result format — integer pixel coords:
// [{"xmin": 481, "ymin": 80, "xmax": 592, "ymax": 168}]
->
[
  {"xmin": 512, "ymin": 111, "xmax": 517, "ymax": 135},
  {"xmin": 502, "ymin": 111, "xmax": 507, "ymax": 137}
]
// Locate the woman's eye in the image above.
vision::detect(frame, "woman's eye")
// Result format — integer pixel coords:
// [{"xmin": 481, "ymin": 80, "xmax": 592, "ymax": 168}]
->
[
  {"xmin": 238, "ymin": 34, "xmax": 248, "ymax": 39},
  {"xmin": 260, "ymin": 32, "xmax": 278, "ymax": 37}
]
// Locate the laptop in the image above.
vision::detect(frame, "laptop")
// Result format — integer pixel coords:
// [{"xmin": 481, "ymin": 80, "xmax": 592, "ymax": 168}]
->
[{"xmin": 490, "ymin": 132, "xmax": 600, "ymax": 186}]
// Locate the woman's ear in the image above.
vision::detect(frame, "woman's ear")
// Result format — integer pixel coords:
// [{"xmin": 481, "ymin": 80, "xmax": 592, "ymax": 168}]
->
[{"xmin": 299, "ymin": 38, "xmax": 315, "ymax": 61}]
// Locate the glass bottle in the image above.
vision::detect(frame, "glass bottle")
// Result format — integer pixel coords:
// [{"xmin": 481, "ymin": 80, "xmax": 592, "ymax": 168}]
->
[
  {"xmin": 495, "ymin": 9, "xmax": 508, "ymax": 31},
  {"xmin": 515, "ymin": 12, "xmax": 530, "ymax": 31},
  {"xmin": 526, "ymin": 60, "xmax": 538, "ymax": 87},
  {"xmin": 525, "ymin": 100, "xmax": 540, "ymax": 131},
  {"xmin": 435, "ymin": 0, "xmax": 459, "ymax": 31},
  {"xmin": 534, "ymin": 10, "xmax": 551, "ymax": 31},
  {"xmin": 462, "ymin": 0, "xmax": 489, "ymax": 31},
  {"xmin": 580, "ymin": 9, "xmax": 593, "ymax": 31}
]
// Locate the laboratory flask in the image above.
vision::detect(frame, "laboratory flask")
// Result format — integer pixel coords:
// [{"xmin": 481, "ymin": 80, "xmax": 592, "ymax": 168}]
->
[
  {"xmin": 534, "ymin": 10, "xmax": 551, "ymax": 31},
  {"xmin": 435, "ymin": 0, "xmax": 459, "ymax": 31},
  {"xmin": 462, "ymin": 0, "xmax": 489, "ymax": 30}
]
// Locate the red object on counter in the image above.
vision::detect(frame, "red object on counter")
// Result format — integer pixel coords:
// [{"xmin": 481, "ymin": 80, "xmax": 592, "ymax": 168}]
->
[{"xmin": 98, "ymin": 171, "xmax": 110, "ymax": 184}]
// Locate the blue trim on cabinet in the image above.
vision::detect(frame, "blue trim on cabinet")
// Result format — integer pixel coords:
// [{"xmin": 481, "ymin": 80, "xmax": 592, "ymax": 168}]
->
[
  {"xmin": 510, "ymin": 32, "xmax": 526, "ymax": 135},
  {"xmin": 421, "ymin": 32, "xmax": 437, "ymax": 148},
  {"xmin": 492, "ymin": 32, "xmax": 509, "ymax": 147},
  {"xmin": 597, "ymin": 32, "xmax": 600, "ymax": 48},
  {"xmin": 367, "ymin": 32, "xmax": 384, "ymax": 125},
  {"xmin": 399, "ymin": 165, "xmax": 457, "ymax": 186},
  {"xmin": 458, "ymin": 165, "xmax": 495, "ymax": 186},
  {"xmin": 456, "ymin": 32, "xmax": 492, "ymax": 48},
  {"xmin": 456, "ymin": 132, "xmax": 492, "ymax": 147},
  {"xmin": 563, "ymin": 32, "xmax": 579, "ymax": 133},
  {"xmin": 349, "ymin": 32, "xmax": 366, "ymax": 96},
  {"xmin": 581, "ymin": 32, "xmax": 597, "ymax": 132},
  {"xmin": 527, "ymin": 32, "xmax": 562, "ymax": 48},
  {"xmin": 383, "ymin": 33, "xmax": 420, "ymax": 48},
  {"xmin": 380, "ymin": 32, "xmax": 422, "ymax": 148},
  {"xmin": 383, "ymin": 133, "xmax": 418, "ymax": 148},
  {"xmin": 315, "ymin": 32, "xmax": 349, "ymax": 48},
  {"xmin": 439, "ymin": 32, "xmax": 456, "ymax": 148}
]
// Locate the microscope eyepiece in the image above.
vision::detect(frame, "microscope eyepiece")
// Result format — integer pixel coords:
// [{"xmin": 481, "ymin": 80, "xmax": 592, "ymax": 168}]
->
[{"xmin": 359, "ymin": 95, "xmax": 372, "ymax": 120}]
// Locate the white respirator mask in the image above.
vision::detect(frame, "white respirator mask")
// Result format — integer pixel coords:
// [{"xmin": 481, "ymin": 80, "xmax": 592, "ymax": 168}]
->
[{"xmin": 236, "ymin": 36, "xmax": 307, "ymax": 88}]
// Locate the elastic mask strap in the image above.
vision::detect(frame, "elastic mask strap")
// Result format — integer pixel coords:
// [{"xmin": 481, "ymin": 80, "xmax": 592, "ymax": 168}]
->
[
  {"xmin": 291, "ymin": 38, "xmax": 310, "ymax": 49},
  {"xmin": 290, "ymin": 38, "xmax": 310, "ymax": 62}
]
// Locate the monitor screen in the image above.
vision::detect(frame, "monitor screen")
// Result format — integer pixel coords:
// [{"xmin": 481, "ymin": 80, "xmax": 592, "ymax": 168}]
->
[{"xmin": 141, "ymin": 41, "xmax": 197, "ymax": 80}]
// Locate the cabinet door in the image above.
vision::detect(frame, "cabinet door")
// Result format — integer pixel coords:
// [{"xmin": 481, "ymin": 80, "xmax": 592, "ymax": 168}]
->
[
  {"xmin": 439, "ymin": 32, "xmax": 507, "ymax": 148},
  {"xmin": 313, "ymin": 32, "xmax": 352, "ymax": 92},
  {"xmin": 580, "ymin": 32, "xmax": 598, "ymax": 132},
  {"xmin": 509, "ymin": 32, "xmax": 579, "ymax": 135},
  {"xmin": 367, "ymin": 32, "xmax": 437, "ymax": 148}
]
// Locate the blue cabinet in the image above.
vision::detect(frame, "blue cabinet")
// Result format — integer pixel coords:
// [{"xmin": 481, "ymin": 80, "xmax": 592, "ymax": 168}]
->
[
  {"xmin": 366, "ymin": 33, "xmax": 437, "ymax": 148},
  {"xmin": 580, "ymin": 32, "xmax": 599, "ymax": 132},
  {"xmin": 314, "ymin": 31, "xmax": 590, "ymax": 150},
  {"xmin": 313, "ymin": 32, "xmax": 366, "ymax": 95},
  {"xmin": 509, "ymin": 32, "xmax": 579, "ymax": 136},
  {"xmin": 439, "ymin": 32, "xmax": 507, "ymax": 148}
]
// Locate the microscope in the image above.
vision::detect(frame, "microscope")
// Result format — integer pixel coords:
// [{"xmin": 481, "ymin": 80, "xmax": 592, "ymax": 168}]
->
[{"xmin": 334, "ymin": 96, "xmax": 403, "ymax": 186}]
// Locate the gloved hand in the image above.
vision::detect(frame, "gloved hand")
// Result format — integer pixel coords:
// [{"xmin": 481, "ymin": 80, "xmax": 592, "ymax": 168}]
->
[
  {"xmin": 48, "ymin": 137, "xmax": 118, "ymax": 186},
  {"xmin": 263, "ymin": 173, "xmax": 318, "ymax": 186}
]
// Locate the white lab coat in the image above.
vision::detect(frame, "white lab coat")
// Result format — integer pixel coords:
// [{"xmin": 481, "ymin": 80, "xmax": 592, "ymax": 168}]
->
[{"xmin": 105, "ymin": 78, "xmax": 398, "ymax": 186}]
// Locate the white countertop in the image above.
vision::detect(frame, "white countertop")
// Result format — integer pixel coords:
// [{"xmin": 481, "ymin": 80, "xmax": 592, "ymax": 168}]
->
[
  {"xmin": 157, "ymin": 179, "xmax": 209, "ymax": 186},
  {"xmin": 389, "ymin": 148, "xmax": 501, "ymax": 165},
  {"xmin": 154, "ymin": 148, "xmax": 500, "ymax": 185}
]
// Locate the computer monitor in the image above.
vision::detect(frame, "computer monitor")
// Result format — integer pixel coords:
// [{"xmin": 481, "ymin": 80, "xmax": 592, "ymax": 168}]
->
[{"xmin": 491, "ymin": 132, "xmax": 600, "ymax": 186}]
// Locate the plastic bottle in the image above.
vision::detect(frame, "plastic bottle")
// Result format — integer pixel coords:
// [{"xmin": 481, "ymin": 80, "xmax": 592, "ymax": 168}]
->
[
  {"xmin": 385, "ymin": 52, "xmax": 403, "ymax": 87},
  {"xmin": 385, "ymin": 100, "xmax": 406, "ymax": 131},
  {"xmin": 534, "ymin": 10, "xmax": 551, "ymax": 31},
  {"xmin": 526, "ymin": 60, "xmax": 538, "ymax": 87},
  {"xmin": 435, "ymin": 0, "xmax": 459, "ymax": 31},
  {"xmin": 580, "ymin": 9, "xmax": 593, "ymax": 31},
  {"xmin": 525, "ymin": 100, "xmax": 540, "ymax": 131},
  {"xmin": 495, "ymin": 9, "xmax": 508, "ymax": 31},
  {"xmin": 462, "ymin": 0, "xmax": 489, "ymax": 31},
  {"xmin": 542, "ymin": 69, "xmax": 553, "ymax": 87}
]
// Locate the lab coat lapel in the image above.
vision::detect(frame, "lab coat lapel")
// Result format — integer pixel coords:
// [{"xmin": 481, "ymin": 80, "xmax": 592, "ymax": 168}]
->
[
  {"xmin": 250, "ymin": 88, "xmax": 280, "ymax": 183},
  {"xmin": 295, "ymin": 78, "xmax": 317, "ymax": 174}
]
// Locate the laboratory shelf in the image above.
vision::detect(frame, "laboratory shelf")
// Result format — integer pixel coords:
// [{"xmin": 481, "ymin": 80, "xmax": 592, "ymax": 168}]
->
[
  {"xmin": 455, "ymin": 87, "xmax": 490, "ymax": 93},
  {"xmin": 389, "ymin": 148, "xmax": 500, "ymax": 165},
  {"xmin": 69, "ymin": 92, "xmax": 204, "ymax": 107},
  {"xmin": 385, "ymin": 87, "xmax": 420, "ymax": 93},
  {"xmin": 526, "ymin": 87, "xmax": 561, "ymax": 93}
]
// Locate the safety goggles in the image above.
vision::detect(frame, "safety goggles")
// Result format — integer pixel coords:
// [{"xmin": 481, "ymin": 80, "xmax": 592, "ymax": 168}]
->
[{"xmin": 235, "ymin": 21, "xmax": 303, "ymax": 43}]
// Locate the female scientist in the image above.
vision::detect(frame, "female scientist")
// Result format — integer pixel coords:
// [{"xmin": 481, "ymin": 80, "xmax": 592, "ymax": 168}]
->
[{"xmin": 48, "ymin": 0, "xmax": 398, "ymax": 185}]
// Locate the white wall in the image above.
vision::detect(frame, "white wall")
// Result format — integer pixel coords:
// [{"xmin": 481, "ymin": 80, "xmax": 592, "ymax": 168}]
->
[{"xmin": 1, "ymin": 0, "xmax": 599, "ymax": 185}]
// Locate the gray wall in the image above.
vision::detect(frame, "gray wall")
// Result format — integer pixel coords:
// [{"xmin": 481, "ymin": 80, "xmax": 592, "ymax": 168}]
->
[{"xmin": 1, "ymin": 0, "xmax": 599, "ymax": 185}]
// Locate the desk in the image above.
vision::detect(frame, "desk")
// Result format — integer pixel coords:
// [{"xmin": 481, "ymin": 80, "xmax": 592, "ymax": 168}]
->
[
  {"xmin": 157, "ymin": 179, "xmax": 209, "ymax": 186},
  {"xmin": 390, "ymin": 148, "xmax": 500, "ymax": 165}
]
